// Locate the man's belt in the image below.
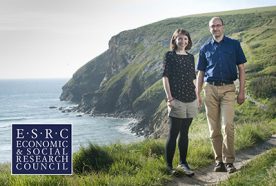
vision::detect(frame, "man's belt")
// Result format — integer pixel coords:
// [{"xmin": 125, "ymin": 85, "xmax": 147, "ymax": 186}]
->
[{"xmin": 207, "ymin": 81, "xmax": 234, "ymax": 86}]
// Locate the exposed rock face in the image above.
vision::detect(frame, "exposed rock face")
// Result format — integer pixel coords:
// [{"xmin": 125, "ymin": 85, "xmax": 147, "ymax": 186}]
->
[
  {"xmin": 60, "ymin": 24, "xmax": 173, "ymax": 136},
  {"xmin": 60, "ymin": 8, "xmax": 276, "ymax": 137}
]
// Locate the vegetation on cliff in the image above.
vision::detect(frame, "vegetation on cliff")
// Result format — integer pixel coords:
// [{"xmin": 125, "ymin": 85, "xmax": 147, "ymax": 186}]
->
[{"xmin": 60, "ymin": 6, "xmax": 276, "ymax": 137}]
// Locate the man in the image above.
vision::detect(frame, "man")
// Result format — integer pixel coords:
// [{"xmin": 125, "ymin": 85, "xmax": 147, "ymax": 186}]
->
[{"xmin": 196, "ymin": 17, "xmax": 246, "ymax": 173}]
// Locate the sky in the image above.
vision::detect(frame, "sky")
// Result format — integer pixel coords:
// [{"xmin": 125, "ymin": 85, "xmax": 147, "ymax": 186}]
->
[{"xmin": 1, "ymin": 0, "xmax": 276, "ymax": 79}]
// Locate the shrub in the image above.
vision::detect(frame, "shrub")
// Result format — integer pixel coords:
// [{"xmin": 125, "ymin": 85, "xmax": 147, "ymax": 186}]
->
[
  {"xmin": 73, "ymin": 144, "xmax": 113, "ymax": 174},
  {"xmin": 266, "ymin": 97, "xmax": 276, "ymax": 118},
  {"xmin": 248, "ymin": 76, "xmax": 276, "ymax": 98},
  {"xmin": 249, "ymin": 42, "xmax": 262, "ymax": 49},
  {"xmin": 245, "ymin": 63, "xmax": 263, "ymax": 74}
]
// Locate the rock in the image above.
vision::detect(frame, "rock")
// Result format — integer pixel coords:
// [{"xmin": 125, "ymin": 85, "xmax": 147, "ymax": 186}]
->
[{"xmin": 59, "ymin": 9, "xmax": 276, "ymax": 137}]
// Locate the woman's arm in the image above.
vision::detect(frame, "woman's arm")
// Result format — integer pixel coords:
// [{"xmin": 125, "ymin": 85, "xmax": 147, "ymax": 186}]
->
[{"xmin": 162, "ymin": 76, "xmax": 174, "ymax": 107}]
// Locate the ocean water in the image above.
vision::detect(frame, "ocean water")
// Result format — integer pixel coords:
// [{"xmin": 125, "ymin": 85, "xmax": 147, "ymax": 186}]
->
[{"xmin": 0, "ymin": 79, "xmax": 143, "ymax": 163}]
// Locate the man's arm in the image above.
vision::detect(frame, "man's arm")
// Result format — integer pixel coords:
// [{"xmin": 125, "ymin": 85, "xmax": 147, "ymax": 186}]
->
[
  {"xmin": 196, "ymin": 71, "xmax": 205, "ymax": 108},
  {"xmin": 237, "ymin": 64, "xmax": 246, "ymax": 105}
]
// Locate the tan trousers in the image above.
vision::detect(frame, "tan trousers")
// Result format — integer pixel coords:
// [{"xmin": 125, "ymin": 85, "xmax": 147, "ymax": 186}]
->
[{"xmin": 203, "ymin": 83, "xmax": 236, "ymax": 163}]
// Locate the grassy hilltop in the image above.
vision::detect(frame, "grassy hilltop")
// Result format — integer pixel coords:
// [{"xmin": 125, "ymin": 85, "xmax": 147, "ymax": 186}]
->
[
  {"xmin": 1, "ymin": 6, "xmax": 276, "ymax": 186},
  {"xmin": 60, "ymin": 6, "xmax": 276, "ymax": 137}
]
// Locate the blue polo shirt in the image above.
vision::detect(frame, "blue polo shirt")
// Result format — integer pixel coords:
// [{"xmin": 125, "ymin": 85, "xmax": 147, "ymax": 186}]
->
[{"xmin": 197, "ymin": 36, "xmax": 247, "ymax": 82}]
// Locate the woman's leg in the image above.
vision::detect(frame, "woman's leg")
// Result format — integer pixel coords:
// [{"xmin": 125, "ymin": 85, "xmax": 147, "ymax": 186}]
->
[
  {"xmin": 178, "ymin": 118, "xmax": 193, "ymax": 165},
  {"xmin": 165, "ymin": 116, "xmax": 181, "ymax": 168}
]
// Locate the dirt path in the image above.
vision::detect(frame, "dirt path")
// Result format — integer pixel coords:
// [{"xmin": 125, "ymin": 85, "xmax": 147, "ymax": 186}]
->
[{"xmin": 167, "ymin": 134, "xmax": 276, "ymax": 186}]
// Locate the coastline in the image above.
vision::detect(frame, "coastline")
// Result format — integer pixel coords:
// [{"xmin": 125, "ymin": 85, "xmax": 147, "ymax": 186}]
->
[
  {"xmin": 0, "ymin": 112, "xmax": 143, "ymax": 164},
  {"xmin": 57, "ymin": 104, "xmax": 145, "ymax": 136}
]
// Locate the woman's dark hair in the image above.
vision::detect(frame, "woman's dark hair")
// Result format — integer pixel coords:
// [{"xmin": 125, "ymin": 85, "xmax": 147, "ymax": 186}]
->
[{"xmin": 170, "ymin": 29, "xmax": 192, "ymax": 51}]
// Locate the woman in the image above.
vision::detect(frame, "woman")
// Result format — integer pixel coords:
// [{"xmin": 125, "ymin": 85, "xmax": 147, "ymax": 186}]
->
[{"xmin": 162, "ymin": 28, "xmax": 197, "ymax": 176}]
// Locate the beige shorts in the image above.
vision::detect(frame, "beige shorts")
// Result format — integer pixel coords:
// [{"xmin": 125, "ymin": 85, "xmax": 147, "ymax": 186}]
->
[{"xmin": 168, "ymin": 99, "xmax": 198, "ymax": 119}]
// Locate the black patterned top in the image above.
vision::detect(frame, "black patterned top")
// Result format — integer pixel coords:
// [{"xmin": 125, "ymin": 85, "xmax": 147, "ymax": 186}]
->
[{"xmin": 162, "ymin": 51, "xmax": 196, "ymax": 102}]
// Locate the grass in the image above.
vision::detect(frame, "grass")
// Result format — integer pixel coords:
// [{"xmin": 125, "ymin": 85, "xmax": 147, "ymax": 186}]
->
[
  {"xmin": 219, "ymin": 148, "xmax": 276, "ymax": 186},
  {"xmin": 1, "ymin": 109, "xmax": 275, "ymax": 185},
  {"xmin": 235, "ymin": 121, "xmax": 276, "ymax": 150}
]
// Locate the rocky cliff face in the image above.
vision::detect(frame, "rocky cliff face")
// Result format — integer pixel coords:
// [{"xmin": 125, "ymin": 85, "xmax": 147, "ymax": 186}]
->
[
  {"xmin": 60, "ymin": 23, "xmax": 174, "ymax": 136},
  {"xmin": 60, "ymin": 7, "xmax": 276, "ymax": 137}
]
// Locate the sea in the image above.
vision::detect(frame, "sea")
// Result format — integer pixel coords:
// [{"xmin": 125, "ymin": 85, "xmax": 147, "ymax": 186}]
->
[{"xmin": 0, "ymin": 79, "xmax": 143, "ymax": 163}]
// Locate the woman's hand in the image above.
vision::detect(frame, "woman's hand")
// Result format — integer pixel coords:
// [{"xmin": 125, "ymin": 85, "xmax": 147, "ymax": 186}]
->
[{"xmin": 167, "ymin": 98, "xmax": 174, "ymax": 108}]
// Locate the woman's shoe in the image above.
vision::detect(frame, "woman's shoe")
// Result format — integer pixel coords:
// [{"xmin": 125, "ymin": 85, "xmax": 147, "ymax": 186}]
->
[
  {"xmin": 177, "ymin": 164, "xmax": 194, "ymax": 176},
  {"xmin": 166, "ymin": 166, "xmax": 181, "ymax": 177}
]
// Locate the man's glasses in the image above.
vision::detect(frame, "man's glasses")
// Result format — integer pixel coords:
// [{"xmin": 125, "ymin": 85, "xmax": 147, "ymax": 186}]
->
[{"xmin": 210, "ymin": 24, "xmax": 223, "ymax": 29}]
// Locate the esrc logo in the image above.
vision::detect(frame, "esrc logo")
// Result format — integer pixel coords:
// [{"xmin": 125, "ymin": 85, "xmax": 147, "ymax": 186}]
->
[{"xmin": 11, "ymin": 124, "xmax": 72, "ymax": 175}]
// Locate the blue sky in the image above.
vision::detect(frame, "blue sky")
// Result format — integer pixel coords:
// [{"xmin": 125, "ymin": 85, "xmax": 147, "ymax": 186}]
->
[{"xmin": 1, "ymin": 0, "xmax": 276, "ymax": 79}]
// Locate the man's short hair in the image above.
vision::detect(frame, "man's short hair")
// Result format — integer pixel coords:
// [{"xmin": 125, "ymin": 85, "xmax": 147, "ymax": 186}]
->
[{"xmin": 209, "ymin": 17, "xmax": 224, "ymax": 26}]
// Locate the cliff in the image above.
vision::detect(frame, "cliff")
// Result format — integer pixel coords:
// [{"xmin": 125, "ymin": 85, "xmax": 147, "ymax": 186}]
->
[{"xmin": 60, "ymin": 6, "xmax": 276, "ymax": 137}]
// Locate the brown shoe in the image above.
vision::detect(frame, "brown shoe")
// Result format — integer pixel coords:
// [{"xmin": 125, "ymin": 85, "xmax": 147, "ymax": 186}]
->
[{"xmin": 214, "ymin": 162, "xmax": 226, "ymax": 172}]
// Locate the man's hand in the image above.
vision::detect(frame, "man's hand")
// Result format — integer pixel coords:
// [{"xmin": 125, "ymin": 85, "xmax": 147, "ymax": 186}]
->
[
  {"xmin": 197, "ymin": 94, "xmax": 203, "ymax": 108},
  {"xmin": 196, "ymin": 71, "xmax": 205, "ymax": 109},
  {"xmin": 237, "ymin": 92, "xmax": 245, "ymax": 105},
  {"xmin": 237, "ymin": 64, "xmax": 246, "ymax": 105}
]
